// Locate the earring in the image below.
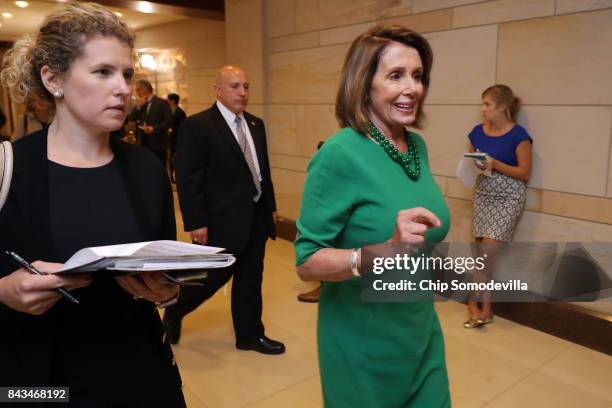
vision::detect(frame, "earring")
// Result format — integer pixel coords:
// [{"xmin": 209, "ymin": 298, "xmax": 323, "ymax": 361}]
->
[{"xmin": 52, "ymin": 89, "xmax": 63, "ymax": 98}]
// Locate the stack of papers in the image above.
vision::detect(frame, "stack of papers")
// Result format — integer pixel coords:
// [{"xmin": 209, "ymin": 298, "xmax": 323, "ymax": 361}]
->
[{"xmin": 56, "ymin": 240, "xmax": 235, "ymax": 282}]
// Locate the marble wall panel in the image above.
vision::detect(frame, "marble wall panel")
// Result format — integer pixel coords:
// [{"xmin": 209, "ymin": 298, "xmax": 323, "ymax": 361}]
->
[
  {"xmin": 270, "ymin": 154, "xmax": 310, "ymax": 172},
  {"xmin": 136, "ymin": 18, "xmax": 224, "ymax": 48},
  {"xmin": 413, "ymin": 0, "xmax": 483, "ymax": 13},
  {"xmin": 433, "ymin": 175, "xmax": 447, "ymax": 195},
  {"xmin": 266, "ymin": 0, "xmax": 295, "ymax": 37},
  {"xmin": 319, "ymin": 22, "xmax": 375, "ymax": 47},
  {"xmin": 186, "ymin": 103, "xmax": 211, "ymax": 116},
  {"xmin": 185, "ymin": 40, "xmax": 227, "ymax": 69},
  {"xmin": 317, "ymin": 0, "xmax": 413, "ymax": 29},
  {"xmin": 419, "ymin": 105, "xmax": 482, "ymax": 177},
  {"xmin": 556, "ymin": 0, "xmax": 612, "ymax": 14},
  {"xmin": 295, "ymin": 105, "xmax": 339, "ymax": 157},
  {"xmin": 541, "ymin": 191, "xmax": 612, "ymax": 225},
  {"xmin": 518, "ymin": 106, "xmax": 611, "ymax": 196},
  {"xmin": 186, "ymin": 75, "xmax": 215, "ymax": 105},
  {"xmin": 306, "ymin": 9, "xmax": 450, "ymax": 46},
  {"xmin": 295, "ymin": 0, "xmax": 320, "ymax": 32},
  {"xmin": 382, "ymin": 9, "xmax": 452, "ymax": 33},
  {"xmin": 525, "ymin": 188, "xmax": 542, "ymax": 212},
  {"xmin": 453, "ymin": 0, "xmax": 554, "ymax": 28},
  {"xmin": 268, "ymin": 105, "xmax": 298, "ymax": 155},
  {"xmin": 446, "ymin": 177, "xmax": 474, "ymax": 200},
  {"xmin": 225, "ymin": 0, "xmax": 265, "ymax": 104},
  {"xmin": 270, "ymin": 32, "xmax": 319, "ymax": 53},
  {"xmin": 608, "ymin": 137, "xmax": 612, "ymax": 198},
  {"xmin": 445, "ymin": 197, "xmax": 473, "ymax": 242},
  {"xmin": 247, "ymin": 104, "xmax": 265, "ymax": 119},
  {"xmin": 498, "ymin": 9, "xmax": 612, "ymax": 105},
  {"xmin": 514, "ymin": 211, "xmax": 612, "ymax": 241},
  {"xmin": 205, "ymin": 19, "xmax": 227, "ymax": 39},
  {"xmin": 268, "ymin": 45, "xmax": 348, "ymax": 104},
  {"xmin": 271, "ymin": 168, "xmax": 307, "ymax": 220},
  {"xmin": 424, "ymin": 25, "xmax": 497, "ymax": 104}
]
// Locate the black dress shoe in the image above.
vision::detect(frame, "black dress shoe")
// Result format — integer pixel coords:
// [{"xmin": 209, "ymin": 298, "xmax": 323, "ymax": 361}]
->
[
  {"xmin": 236, "ymin": 336, "xmax": 285, "ymax": 355},
  {"xmin": 162, "ymin": 312, "xmax": 182, "ymax": 345}
]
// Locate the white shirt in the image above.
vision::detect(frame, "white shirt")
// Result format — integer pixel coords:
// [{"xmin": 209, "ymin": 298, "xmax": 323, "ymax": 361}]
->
[{"xmin": 216, "ymin": 100, "xmax": 262, "ymax": 181}]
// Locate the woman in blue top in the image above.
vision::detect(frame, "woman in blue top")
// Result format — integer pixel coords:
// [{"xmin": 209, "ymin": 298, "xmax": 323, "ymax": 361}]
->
[{"xmin": 465, "ymin": 84, "xmax": 533, "ymax": 328}]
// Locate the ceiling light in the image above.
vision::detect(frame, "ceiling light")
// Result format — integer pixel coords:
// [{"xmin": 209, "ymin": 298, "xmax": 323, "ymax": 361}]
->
[
  {"xmin": 114, "ymin": 11, "xmax": 122, "ymax": 17},
  {"xmin": 2, "ymin": 12, "xmax": 13, "ymax": 18},
  {"xmin": 15, "ymin": 1, "xmax": 29, "ymax": 8},
  {"xmin": 135, "ymin": 1, "xmax": 154, "ymax": 13}
]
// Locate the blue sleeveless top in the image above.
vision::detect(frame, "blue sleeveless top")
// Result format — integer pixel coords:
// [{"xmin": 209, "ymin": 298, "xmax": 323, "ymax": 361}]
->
[{"xmin": 468, "ymin": 124, "xmax": 532, "ymax": 166}]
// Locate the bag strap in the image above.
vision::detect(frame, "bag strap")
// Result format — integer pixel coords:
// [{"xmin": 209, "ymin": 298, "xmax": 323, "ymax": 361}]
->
[{"xmin": 0, "ymin": 140, "xmax": 14, "ymax": 211}]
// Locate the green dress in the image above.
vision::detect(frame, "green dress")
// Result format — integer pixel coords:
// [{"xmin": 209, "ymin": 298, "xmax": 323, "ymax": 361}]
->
[{"xmin": 295, "ymin": 127, "xmax": 451, "ymax": 408}]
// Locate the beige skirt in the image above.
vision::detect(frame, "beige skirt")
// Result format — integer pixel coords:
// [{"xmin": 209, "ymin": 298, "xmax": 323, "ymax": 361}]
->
[{"xmin": 472, "ymin": 170, "xmax": 526, "ymax": 241}]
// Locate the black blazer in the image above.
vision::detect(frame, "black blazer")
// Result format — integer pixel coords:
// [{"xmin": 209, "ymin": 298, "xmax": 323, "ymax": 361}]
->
[
  {"xmin": 170, "ymin": 106, "xmax": 187, "ymax": 153},
  {"xmin": 0, "ymin": 130, "xmax": 184, "ymax": 407},
  {"xmin": 130, "ymin": 95, "xmax": 173, "ymax": 151},
  {"xmin": 175, "ymin": 104, "xmax": 276, "ymax": 253}
]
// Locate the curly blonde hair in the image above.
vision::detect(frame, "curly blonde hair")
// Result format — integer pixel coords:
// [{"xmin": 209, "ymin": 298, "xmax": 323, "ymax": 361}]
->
[{"xmin": 1, "ymin": 2, "xmax": 135, "ymax": 103}]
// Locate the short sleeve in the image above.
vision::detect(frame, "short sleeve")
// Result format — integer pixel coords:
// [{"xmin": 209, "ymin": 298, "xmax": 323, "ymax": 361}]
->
[
  {"xmin": 294, "ymin": 140, "xmax": 357, "ymax": 266},
  {"xmin": 467, "ymin": 125, "xmax": 481, "ymax": 148},
  {"xmin": 513, "ymin": 125, "xmax": 533, "ymax": 147}
]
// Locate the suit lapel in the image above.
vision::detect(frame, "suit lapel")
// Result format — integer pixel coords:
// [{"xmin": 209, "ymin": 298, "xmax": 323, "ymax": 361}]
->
[
  {"xmin": 245, "ymin": 115, "xmax": 266, "ymax": 172},
  {"xmin": 145, "ymin": 96, "xmax": 155, "ymax": 122}
]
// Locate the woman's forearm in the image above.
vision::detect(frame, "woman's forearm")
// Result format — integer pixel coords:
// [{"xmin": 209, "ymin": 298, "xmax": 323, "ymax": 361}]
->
[
  {"xmin": 297, "ymin": 248, "xmax": 357, "ymax": 282},
  {"xmin": 493, "ymin": 160, "xmax": 530, "ymax": 181}
]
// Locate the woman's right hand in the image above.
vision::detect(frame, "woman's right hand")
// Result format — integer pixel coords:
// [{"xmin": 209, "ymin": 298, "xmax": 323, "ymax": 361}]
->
[
  {"xmin": 390, "ymin": 207, "xmax": 441, "ymax": 243},
  {"xmin": 0, "ymin": 261, "xmax": 92, "ymax": 315},
  {"xmin": 474, "ymin": 149, "xmax": 487, "ymax": 170}
]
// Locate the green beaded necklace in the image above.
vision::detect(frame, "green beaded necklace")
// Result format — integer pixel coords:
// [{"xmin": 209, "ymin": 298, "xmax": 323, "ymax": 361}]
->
[{"xmin": 367, "ymin": 121, "xmax": 421, "ymax": 180}]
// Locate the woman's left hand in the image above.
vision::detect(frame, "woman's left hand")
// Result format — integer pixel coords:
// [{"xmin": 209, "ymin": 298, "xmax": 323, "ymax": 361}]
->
[{"xmin": 115, "ymin": 273, "xmax": 179, "ymax": 303}]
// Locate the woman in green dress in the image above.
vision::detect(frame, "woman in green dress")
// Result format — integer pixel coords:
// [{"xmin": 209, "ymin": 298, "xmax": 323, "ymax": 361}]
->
[{"xmin": 295, "ymin": 25, "xmax": 451, "ymax": 407}]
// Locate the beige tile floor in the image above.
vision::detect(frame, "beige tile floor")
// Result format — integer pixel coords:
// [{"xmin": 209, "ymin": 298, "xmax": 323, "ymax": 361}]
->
[{"xmin": 171, "ymin": 207, "xmax": 612, "ymax": 408}]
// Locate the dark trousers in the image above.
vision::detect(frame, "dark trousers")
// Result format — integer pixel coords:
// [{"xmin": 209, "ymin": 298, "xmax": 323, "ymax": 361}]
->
[{"xmin": 166, "ymin": 200, "xmax": 268, "ymax": 343}]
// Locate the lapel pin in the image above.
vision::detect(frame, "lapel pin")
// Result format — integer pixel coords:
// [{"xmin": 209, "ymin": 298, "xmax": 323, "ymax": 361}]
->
[{"xmin": 250, "ymin": 121, "xmax": 256, "ymax": 126}]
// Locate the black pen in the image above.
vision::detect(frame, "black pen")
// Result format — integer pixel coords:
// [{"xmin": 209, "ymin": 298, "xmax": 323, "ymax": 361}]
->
[{"xmin": 5, "ymin": 251, "xmax": 80, "ymax": 304}]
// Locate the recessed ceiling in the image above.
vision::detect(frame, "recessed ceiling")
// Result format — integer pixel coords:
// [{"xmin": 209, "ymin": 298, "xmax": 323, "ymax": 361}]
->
[{"xmin": 0, "ymin": 0, "xmax": 188, "ymax": 41}]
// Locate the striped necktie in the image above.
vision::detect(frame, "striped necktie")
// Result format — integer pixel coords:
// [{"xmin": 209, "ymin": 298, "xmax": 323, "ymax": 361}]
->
[{"xmin": 235, "ymin": 116, "xmax": 262, "ymax": 202}]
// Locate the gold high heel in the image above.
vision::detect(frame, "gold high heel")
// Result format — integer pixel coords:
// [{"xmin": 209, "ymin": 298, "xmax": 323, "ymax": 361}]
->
[
  {"xmin": 463, "ymin": 315, "xmax": 494, "ymax": 329},
  {"xmin": 463, "ymin": 317, "xmax": 482, "ymax": 329}
]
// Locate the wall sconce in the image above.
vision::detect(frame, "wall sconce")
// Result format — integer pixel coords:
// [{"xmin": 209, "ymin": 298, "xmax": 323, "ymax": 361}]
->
[{"xmin": 140, "ymin": 53, "xmax": 157, "ymax": 71}]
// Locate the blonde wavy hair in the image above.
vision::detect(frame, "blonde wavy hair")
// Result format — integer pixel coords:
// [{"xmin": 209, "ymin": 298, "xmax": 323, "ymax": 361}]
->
[{"xmin": 1, "ymin": 2, "xmax": 135, "ymax": 103}]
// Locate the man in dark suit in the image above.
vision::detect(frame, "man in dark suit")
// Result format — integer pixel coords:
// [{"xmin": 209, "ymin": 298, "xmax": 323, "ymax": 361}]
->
[
  {"xmin": 167, "ymin": 93, "xmax": 186, "ymax": 182},
  {"xmin": 129, "ymin": 79, "xmax": 172, "ymax": 164},
  {"xmin": 164, "ymin": 66, "xmax": 284, "ymax": 355}
]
